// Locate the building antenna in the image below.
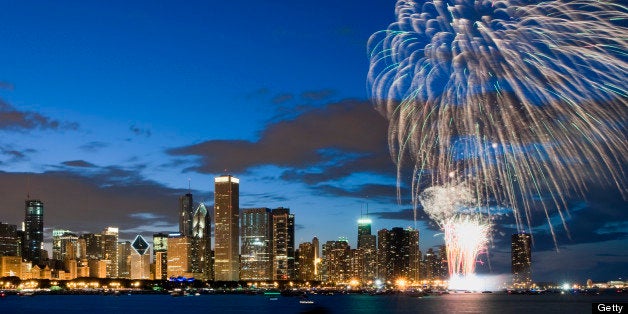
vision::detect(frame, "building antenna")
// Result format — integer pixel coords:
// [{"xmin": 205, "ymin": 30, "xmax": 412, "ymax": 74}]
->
[
  {"xmin": 188, "ymin": 177, "xmax": 191, "ymax": 193},
  {"xmin": 26, "ymin": 175, "xmax": 31, "ymax": 200}
]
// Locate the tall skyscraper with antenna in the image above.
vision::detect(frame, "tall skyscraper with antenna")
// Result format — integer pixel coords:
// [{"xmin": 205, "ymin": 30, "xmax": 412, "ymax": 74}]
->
[{"xmin": 214, "ymin": 175, "xmax": 239, "ymax": 281}]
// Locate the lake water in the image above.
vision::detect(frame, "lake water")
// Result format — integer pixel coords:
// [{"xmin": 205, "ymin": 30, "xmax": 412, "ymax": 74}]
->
[{"xmin": 1, "ymin": 293, "xmax": 626, "ymax": 313}]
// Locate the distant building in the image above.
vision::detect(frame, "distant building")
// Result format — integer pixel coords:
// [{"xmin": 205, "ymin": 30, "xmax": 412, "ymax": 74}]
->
[
  {"xmin": 153, "ymin": 233, "xmax": 168, "ymax": 280},
  {"xmin": 511, "ymin": 233, "xmax": 532, "ymax": 287},
  {"xmin": 179, "ymin": 193, "xmax": 194, "ymax": 237},
  {"xmin": 240, "ymin": 208, "xmax": 272, "ymax": 280},
  {"xmin": 130, "ymin": 235, "xmax": 151, "ymax": 279},
  {"xmin": 322, "ymin": 239, "xmax": 350, "ymax": 284},
  {"xmin": 81, "ymin": 233, "xmax": 103, "ymax": 260},
  {"xmin": 0, "ymin": 256, "xmax": 22, "ymax": 277},
  {"xmin": 377, "ymin": 227, "xmax": 420, "ymax": 282},
  {"xmin": 0, "ymin": 222, "xmax": 20, "ymax": 257},
  {"xmin": 24, "ymin": 199, "xmax": 44, "ymax": 265},
  {"xmin": 102, "ymin": 227, "xmax": 119, "ymax": 278},
  {"xmin": 214, "ymin": 175, "xmax": 240, "ymax": 281},
  {"xmin": 357, "ymin": 218, "xmax": 377, "ymax": 281},
  {"xmin": 297, "ymin": 240, "xmax": 315, "ymax": 281},
  {"xmin": 117, "ymin": 241, "xmax": 132, "ymax": 278},
  {"xmin": 191, "ymin": 203, "xmax": 212, "ymax": 280},
  {"xmin": 167, "ymin": 233, "xmax": 191, "ymax": 278},
  {"xmin": 52, "ymin": 229, "xmax": 72, "ymax": 260},
  {"xmin": 271, "ymin": 207, "xmax": 295, "ymax": 280}
]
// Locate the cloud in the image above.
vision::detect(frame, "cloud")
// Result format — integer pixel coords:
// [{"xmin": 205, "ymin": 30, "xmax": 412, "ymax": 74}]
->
[
  {"xmin": 61, "ymin": 160, "xmax": 97, "ymax": 168},
  {"xmin": 301, "ymin": 89, "xmax": 335, "ymax": 101},
  {"xmin": 79, "ymin": 141, "xmax": 109, "ymax": 152},
  {"xmin": 169, "ymin": 99, "xmax": 390, "ymax": 185},
  {"xmin": 0, "ymin": 82, "xmax": 14, "ymax": 91},
  {"xmin": 0, "ymin": 99, "xmax": 78, "ymax": 131},
  {"xmin": 0, "ymin": 146, "xmax": 36, "ymax": 163},
  {"xmin": 129, "ymin": 123, "xmax": 151, "ymax": 137},
  {"xmin": 0, "ymin": 169, "xmax": 186, "ymax": 240},
  {"xmin": 271, "ymin": 93, "xmax": 294, "ymax": 104}
]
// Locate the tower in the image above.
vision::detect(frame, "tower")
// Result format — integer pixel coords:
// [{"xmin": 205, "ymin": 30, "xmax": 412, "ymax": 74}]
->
[
  {"xmin": 153, "ymin": 233, "xmax": 168, "ymax": 280},
  {"xmin": 271, "ymin": 207, "xmax": 295, "ymax": 280},
  {"xmin": 179, "ymin": 193, "xmax": 194, "ymax": 237},
  {"xmin": 511, "ymin": 233, "xmax": 532, "ymax": 288},
  {"xmin": 240, "ymin": 208, "xmax": 272, "ymax": 280},
  {"xmin": 24, "ymin": 199, "xmax": 44, "ymax": 265},
  {"xmin": 357, "ymin": 217, "xmax": 377, "ymax": 281},
  {"xmin": 130, "ymin": 235, "xmax": 151, "ymax": 279},
  {"xmin": 102, "ymin": 227, "xmax": 119, "ymax": 278},
  {"xmin": 191, "ymin": 203, "xmax": 212, "ymax": 280},
  {"xmin": 214, "ymin": 175, "xmax": 239, "ymax": 281}
]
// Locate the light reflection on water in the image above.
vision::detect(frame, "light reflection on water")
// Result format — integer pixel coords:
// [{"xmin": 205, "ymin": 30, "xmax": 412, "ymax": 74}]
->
[{"xmin": 1, "ymin": 292, "xmax": 624, "ymax": 314}]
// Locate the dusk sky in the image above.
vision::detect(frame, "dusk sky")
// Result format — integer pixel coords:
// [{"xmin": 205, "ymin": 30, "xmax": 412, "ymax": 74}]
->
[{"xmin": 0, "ymin": 1, "xmax": 626, "ymax": 283}]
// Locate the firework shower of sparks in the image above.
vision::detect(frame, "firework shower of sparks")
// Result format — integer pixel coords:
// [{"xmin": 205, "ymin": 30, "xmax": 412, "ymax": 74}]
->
[{"xmin": 368, "ymin": 0, "xmax": 627, "ymax": 287}]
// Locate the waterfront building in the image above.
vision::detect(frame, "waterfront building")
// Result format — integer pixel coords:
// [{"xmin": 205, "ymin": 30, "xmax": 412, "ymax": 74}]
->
[
  {"xmin": 297, "ymin": 241, "xmax": 315, "ymax": 281},
  {"xmin": 153, "ymin": 233, "xmax": 168, "ymax": 280},
  {"xmin": 214, "ymin": 175, "xmax": 240, "ymax": 281},
  {"xmin": 0, "ymin": 256, "xmax": 22, "ymax": 277},
  {"xmin": 240, "ymin": 208, "xmax": 272, "ymax": 280},
  {"xmin": 512, "ymin": 233, "xmax": 532, "ymax": 287},
  {"xmin": 81, "ymin": 233, "xmax": 102, "ymax": 260},
  {"xmin": 357, "ymin": 218, "xmax": 377, "ymax": 281},
  {"xmin": 52, "ymin": 229, "xmax": 72, "ymax": 260},
  {"xmin": 130, "ymin": 235, "xmax": 151, "ymax": 279},
  {"xmin": 179, "ymin": 193, "xmax": 194, "ymax": 237},
  {"xmin": 167, "ymin": 233, "xmax": 191, "ymax": 278},
  {"xmin": 24, "ymin": 199, "xmax": 44, "ymax": 265},
  {"xmin": 312, "ymin": 237, "xmax": 320, "ymax": 280},
  {"xmin": 102, "ymin": 227, "xmax": 119, "ymax": 278},
  {"xmin": 271, "ymin": 207, "xmax": 295, "ymax": 280},
  {"xmin": 377, "ymin": 227, "xmax": 420, "ymax": 282},
  {"xmin": 0, "ymin": 222, "xmax": 20, "ymax": 257},
  {"xmin": 88, "ymin": 259, "xmax": 108, "ymax": 278},
  {"xmin": 117, "ymin": 241, "xmax": 132, "ymax": 278},
  {"xmin": 191, "ymin": 203, "xmax": 212, "ymax": 280},
  {"xmin": 322, "ymin": 239, "xmax": 350, "ymax": 284}
]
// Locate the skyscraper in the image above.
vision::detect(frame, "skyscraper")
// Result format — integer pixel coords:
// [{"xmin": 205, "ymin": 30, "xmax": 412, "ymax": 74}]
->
[
  {"xmin": 240, "ymin": 208, "xmax": 272, "ymax": 280},
  {"xmin": 167, "ymin": 233, "xmax": 191, "ymax": 278},
  {"xmin": 322, "ymin": 239, "xmax": 350, "ymax": 284},
  {"xmin": 214, "ymin": 175, "xmax": 239, "ymax": 281},
  {"xmin": 102, "ymin": 227, "xmax": 119, "ymax": 278},
  {"xmin": 52, "ymin": 229, "xmax": 72, "ymax": 260},
  {"xmin": 24, "ymin": 199, "xmax": 44, "ymax": 265},
  {"xmin": 271, "ymin": 207, "xmax": 295, "ymax": 280},
  {"xmin": 179, "ymin": 193, "xmax": 194, "ymax": 237},
  {"xmin": 191, "ymin": 203, "xmax": 212, "ymax": 280},
  {"xmin": 377, "ymin": 227, "xmax": 420, "ymax": 282},
  {"xmin": 130, "ymin": 235, "xmax": 151, "ymax": 279},
  {"xmin": 357, "ymin": 218, "xmax": 377, "ymax": 281},
  {"xmin": 153, "ymin": 233, "xmax": 168, "ymax": 280},
  {"xmin": 0, "ymin": 222, "xmax": 19, "ymax": 257},
  {"xmin": 511, "ymin": 233, "xmax": 532, "ymax": 287},
  {"xmin": 297, "ymin": 241, "xmax": 315, "ymax": 281},
  {"xmin": 117, "ymin": 241, "xmax": 132, "ymax": 279}
]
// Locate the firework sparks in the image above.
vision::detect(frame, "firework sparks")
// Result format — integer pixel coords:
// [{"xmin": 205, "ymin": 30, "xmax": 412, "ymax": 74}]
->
[{"xmin": 368, "ymin": 0, "xmax": 627, "ymax": 288}]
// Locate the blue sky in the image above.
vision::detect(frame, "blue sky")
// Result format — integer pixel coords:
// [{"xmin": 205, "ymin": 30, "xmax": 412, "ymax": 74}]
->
[{"xmin": 0, "ymin": 1, "xmax": 626, "ymax": 283}]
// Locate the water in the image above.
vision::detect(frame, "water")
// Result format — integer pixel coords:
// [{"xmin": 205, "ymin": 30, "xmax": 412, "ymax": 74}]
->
[{"xmin": 1, "ymin": 293, "xmax": 626, "ymax": 314}]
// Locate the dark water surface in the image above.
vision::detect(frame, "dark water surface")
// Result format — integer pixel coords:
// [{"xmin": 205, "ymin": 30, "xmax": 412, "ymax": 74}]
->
[{"xmin": 1, "ymin": 293, "xmax": 626, "ymax": 314}]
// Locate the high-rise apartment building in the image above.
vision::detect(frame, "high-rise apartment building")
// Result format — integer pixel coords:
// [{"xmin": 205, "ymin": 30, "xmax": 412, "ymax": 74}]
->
[
  {"xmin": 322, "ymin": 239, "xmax": 350, "ymax": 284},
  {"xmin": 377, "ymin": 227, "xmax": 420, "ymax": 282},
  {"xmin": 0, "ymin": 222, "xmax": 19, "ymax": 257},
  {"xmin": 214, "ymin": 175, "xmax": 239, "ymax": 281},
  {"xmin": 297, "ymin": 241, "xmax": 316, "ymax": 281},
  {"xmin": 240, "ymin": 208, "xmax": 272, "ymax": 280},
  {"xmin": 191, "ymin": 203, "xmax": 212, "ymax": 280},
  {"xmin": 271, "ymin": 207, "xmax": 295, "ymax": 280},
  {"xmin": 52, "ymin": 229, "xmax": 72, "ymax": 260},
  {"xmin": 102, "ymin": 227, "xmax": 119, "ymax": 278},
  {"xmin": 153, "ymin": 233, "xmax": 168, "ymax": 280},
  {"xmin": 511, "ymin": 233, "xmax": 532, "ymax": 287},
  {"xmin": 24, "ymin": 199, "xmax": 44, "ymax": 265},
  {"xmin": 179, "ymin": 193, "xmax": 194, "ymax": 237}
]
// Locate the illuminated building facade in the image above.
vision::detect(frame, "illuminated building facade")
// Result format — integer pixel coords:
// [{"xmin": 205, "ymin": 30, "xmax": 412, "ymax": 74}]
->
[
  {"xmin": 240, "ymin": 208, "xmax": 271, "ymax": 280},
  {"xmin": 0, "ymin": 222, "xmax": 19, "ymax": 257},
  {"xmin": 214, "ymin": 175, "xmax": 239, "ymax": 281},
  {"xmin": 511, "ymin": 233, "xmax": 532, "ymax": 287},
  {"xmin": 24, "ymin": 199, "xmax": 44, "ymax": 265},
  {"xmin": 130, "ymin": 235, "xmax": 151, "ymax": 279},
  {"xmin": 52, "ymin": 229, "xmax": 72, "ymax": 260},
  {"xmin": 322, "ymin": 239, "xmax": 350, "ymax": 283},
  {"xmin": 357, "ymin": 218, "xmax": 377, "ymax": 281},
  {"xmin": 191, "ymin": 203, "xmax": 212, "ymax": 280},
  {"xmin": 102, "ymin": 227, "xmax": 119, "ymax": 278},
  {"xmin": 167, "ymin": 233, "xmax": 191, "ymax": 278},
  {"xmin": 297, "ymin": 241, "xmax": 315, "ymax": 281},
  {"xmin": 117, "ymin": 241, "xmax": 132, "ymax": 278},
  {"xmin": 153, "ymin": 233, "xmax": 168, "ymax": 280},
  {"xmin": 271, "ymin": 207, "xmax": 295, "ymax": 280},
  {"xmin": 377, "ymin": 227, "xmax": 420, "ymax": 282},
  {"xmin": 179, "ymin": 193, "xmax": 194, "ymax": 237}
]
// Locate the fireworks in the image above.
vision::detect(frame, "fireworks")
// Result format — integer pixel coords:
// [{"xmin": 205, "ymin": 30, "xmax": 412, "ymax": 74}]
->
[
  {"xmin": 368, "ymin": 0, "xmax": 627, "ymax": 288},
  {"xmin": 369, "ymin": 0, "xmax": 626, "ymax": 237}
]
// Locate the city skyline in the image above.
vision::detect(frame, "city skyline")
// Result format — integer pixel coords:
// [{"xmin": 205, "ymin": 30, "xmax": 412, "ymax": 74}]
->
[{"xmin": 0, "ymin": 0, "xmax": 626, "ymax": 284}]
